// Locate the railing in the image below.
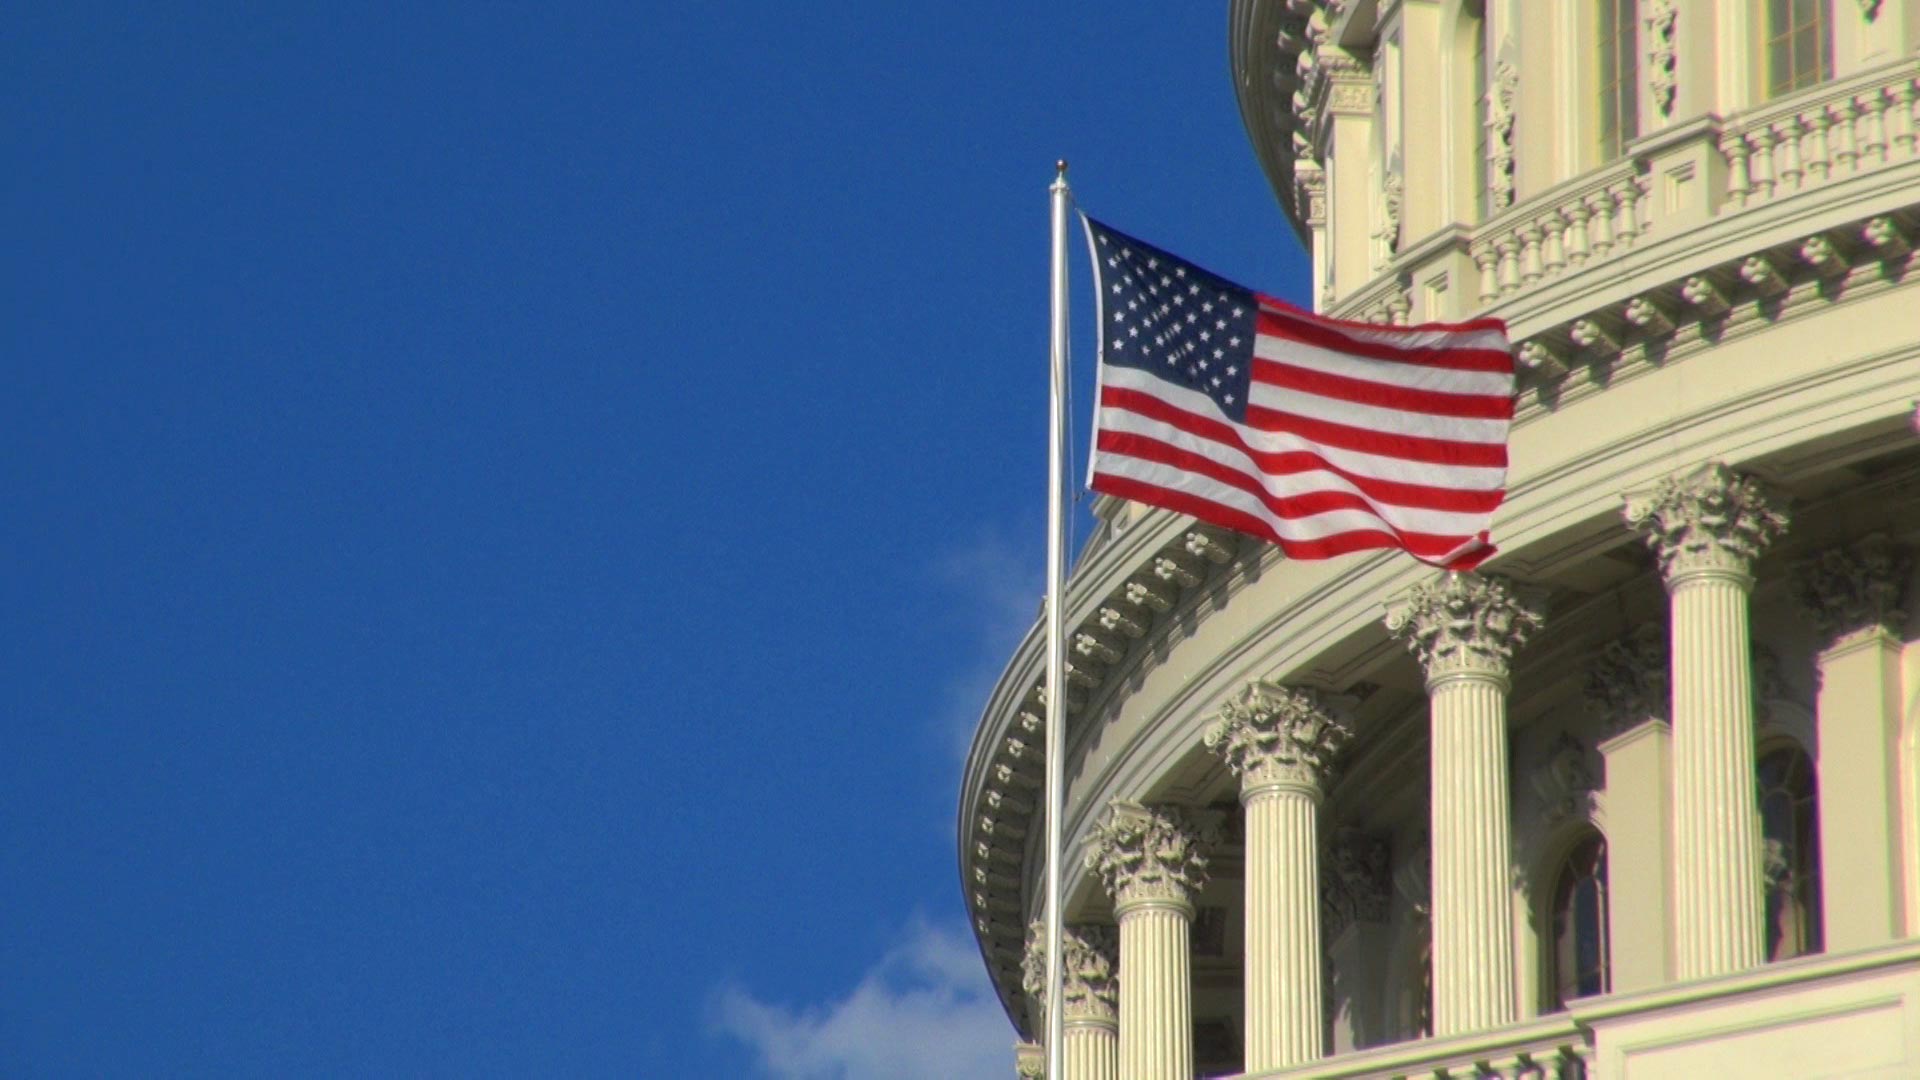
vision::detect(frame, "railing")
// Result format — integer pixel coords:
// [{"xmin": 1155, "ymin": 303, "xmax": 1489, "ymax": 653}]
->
[
  {"xmin": 1468, "ymin": 161, "xmax": 1649, "ymax": 307},
  {"xmin": 1719, "ymin": 62, "xmax": 1920, "ymax": 211}
]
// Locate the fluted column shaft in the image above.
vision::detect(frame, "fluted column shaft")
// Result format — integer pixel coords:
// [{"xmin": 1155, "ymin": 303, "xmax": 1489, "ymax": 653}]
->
[
  {"xmin": 1668, "ymin": 563, "xmax": 1765, "ymax": 976},
  {"xmin": 1085, "ymin": 802, "xmax": 1210, "ymax": 1080},
  {"xmin": 1243, "ymin": 781, "xmax": 1322, "ymax": 1068},
  {"xmin": 1429, "ymin": 670, "xmax": 1519, "ymax": 1033},
  {"xmin": 1064, "ymin": 1016, "xmax": 1119, "ymax": 1080},
  {"xmin": 1627, "ymin": 464, "xmax": 1786, "ymax": 982},
  {"xmin": 1388, "ymin": 573, "xmax": 1542, "ymax": 1037},
  {"xmin": 1203, "ymin": 681, "xmax": 1349, "ymax": 1070},
  {"xmin": 1115, "ymin": 899, "xmax": 1193, "ymax": 1080}
]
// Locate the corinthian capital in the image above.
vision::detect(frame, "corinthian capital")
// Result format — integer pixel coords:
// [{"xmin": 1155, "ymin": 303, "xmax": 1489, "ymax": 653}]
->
[
  {"xmin": 1084, "ymin": 801, "xmax": 1212, "ymax": 912},
  {"xmin": 1021, "ymin": 921, "xmax": 1119, "ymax": 1024},
  {"xmin": 1203, "ymin": 681, "xmax": 1352, "ymax": 794},
  {"xmin": 1793, "ymin": 535, "xmax": 1910, "ymax": 644},
  {"xmin": 1385, "ymin": 572, "xmax": 1544, "ymax": 682},
  {"xmin": 1623, "ymin": 463, "xmax": 1788, "ymax": 583},
  {"xmin": 1584, "ymin": 623, "xmax": 1670, "ymax": 730}
]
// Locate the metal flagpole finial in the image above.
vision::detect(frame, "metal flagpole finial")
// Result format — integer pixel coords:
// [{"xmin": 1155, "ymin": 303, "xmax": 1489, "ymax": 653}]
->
[{"xmin": 1055, "ymin": 159, "xmax": 1068, "ymax": 178}]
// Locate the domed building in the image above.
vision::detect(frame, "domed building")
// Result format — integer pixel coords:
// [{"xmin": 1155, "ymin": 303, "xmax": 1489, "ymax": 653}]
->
[{"xmin": 964, "ymin": 3, "xmax": 1920, "ymax": 1077}]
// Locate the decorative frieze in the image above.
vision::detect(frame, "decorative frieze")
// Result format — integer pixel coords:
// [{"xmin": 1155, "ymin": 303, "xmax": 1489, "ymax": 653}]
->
[
  {"xmin": 1022, "ymin": 921, "xmax": 1121, "ymax": 1023},
  {"xmin": 1202, "ymin": 681, "xmax": 1353, "ymax": 793},
  {"xmin": 1585, "ymin": 623, "xmax": 1671, "ymax": 730},
  {"xmin": 1386, "ymin": 572, "xmax": 1545, "ymax": 682},
  {"xmin": 1085, "ymin": 801, "xmax": 1213, "ymax": 911},
  {"xmin": 1646, "ymin": 0, "xmax": 1679, "ymax": 118},
  {"xmin": 1488, "ymin": 61, "xmax": 1519, "ymax": 210},
  {"xmin": 1793, "ymin": 534, "xmax": 1911, "ymax": 643},
  {"xmin": 1624, "ymin": 463, "xmax": 1789, "ymax": 582}
]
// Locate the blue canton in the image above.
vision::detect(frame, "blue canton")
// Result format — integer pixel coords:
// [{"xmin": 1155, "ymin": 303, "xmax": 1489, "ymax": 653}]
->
[{"xmin": 1087, "ymin": 216, "xmax": 1257, "ymax": 423}]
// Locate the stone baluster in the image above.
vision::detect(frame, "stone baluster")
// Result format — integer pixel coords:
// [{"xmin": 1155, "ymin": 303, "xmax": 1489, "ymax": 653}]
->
[
  {"xmin": 1538, "ymin": 213, "xmax": 1567, "ymax": 276},
  {"xmin": 1625, "ymin": 464, "xmax": 1788, "ymax": 980},
  {"xmin": 1086, "ymin": 802, "xmax": 1211, "ymax": 1080},
  {"xmin": 1806, "ymin": 109, "xmax": 1834, "ymax": 183},
  {"xmin": 1776, "ymin": 118, "xmax": 1806, "ymax": 192},
  {"xmin": 1833, "ymin": 98, "xmax": 1863, "ymax": 175},
  {"xmin": 1495, "ymin": 237, "xmax": 1521, "ymax": 295},
  {"xmin": 1586, "ymin": 190, "xmax": 1616, "ymax": 258},
  {"xmin": 1793, "ymin": 537, "xmax": 1911, "ymax": 952},
  {"xmin": 1719, "ymin": 131, "xmax": 1753, "ymax": 209},
  {"xmin": 1473, "ymin": 247, "xmax": 1500, "ymax": 305},
  {"xmin": 1564, "ymin": 202, "xmax": 1592, "ymax": 265},
  {"xmin": 1024, "ymin": 922, "xmax": 1122, "ymax": 1080},
  {"xmin": 1860, "ymin": 89, "xmax": 1891, "ymax": 166},
  {"xmin": 1519, "ymin": 223, "xmax": 1545, "ymax": 285},
  {"xmin": 1387, "ymin": 573, "xmax": 1544, "ymax": 1035},
  {"xmin": 1614, "ymin": 178, "xmax": 1644, "ymax": 247},
  {"xmin": 1892, "ymin": 80, "xmax": 1918, "ymax": 158},
  {"xmin": 1748, "ymin": 128, "xmax": 1778, "ymax": 203},
  {"xmin": 1203, "ymin": 682, "xmax": 1352, "ymax": 1072}
]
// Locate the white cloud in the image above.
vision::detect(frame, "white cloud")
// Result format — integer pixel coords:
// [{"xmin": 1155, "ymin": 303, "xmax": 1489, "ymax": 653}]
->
[
  {"xmin": 711, "ymin": 918, "xmax": 1015, "ymax": 1080},
  {"xmin": 928, "ymin": 528, "xmax": 1043, "ymax": 759}
]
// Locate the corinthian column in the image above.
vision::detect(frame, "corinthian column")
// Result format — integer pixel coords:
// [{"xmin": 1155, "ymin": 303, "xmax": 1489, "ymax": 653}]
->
[
  {"xmin": 1085, "ymin": 802, "xmax": 1210, "ymax": 1080},
  {"xmin": 1387, "ymin": 573, "xmax": 1543, "ymax": 1035},
  {"xmin": 1626, "ymin": 463, "xmax": 1787, "ymax": 980},
  {"xmin": 1023, "ymin": 922, "xmax": 1120, "ymax": 1080},
  {"xmin": 1202, "ymin": 682, "xmax": 1351, "ymax": 1070}
]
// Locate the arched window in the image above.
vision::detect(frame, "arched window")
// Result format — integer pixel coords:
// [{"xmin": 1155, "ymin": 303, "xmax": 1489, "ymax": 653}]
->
[
  {"xmin": 1759, "ymin": 745, "xmax": 1823, "ymax": 960},
  {"xmin": 1548, "ymin": 833, "xmax": 1610, "ymax": 1010},
  {"xmin": 1597, "ymin": 0, "xmax": 1639, "ymax": 159},
  {"xmin": 1766, "ymin": 0, "xmax": 1833, "ymax": 99}
]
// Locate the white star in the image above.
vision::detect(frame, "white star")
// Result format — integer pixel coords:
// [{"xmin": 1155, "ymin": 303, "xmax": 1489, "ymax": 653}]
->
[
  {"xmin": 1224, "ymin": 394, "xmax": 1235, "ymax": 404},
  {"xmin": 1211, "ymin": 376, "xmax": 1222, "ymax": 387},
  {"xmin": 1174, "ymin": 266, "xmax": 1186, "ymax": 278},
  {"xmin": 1215, "ymin": 319, "xmax": 1227, "ymax": 330},
  {"xmin": 1128, "ymin": 327, "xmax": 1139, "ymax": 337},
  {"xmin": 1146, "ymin": 257, "xmax": 1158, "ymax": 270},
  {"xmin": 1214, "ymin": 348, "xmax": 1225, "ymax": 359},
  {"xmin": 1113, "ymin": 312, "xmax": 1125, "ymax": 323},
  {"xmin": 1229, "ymin": 336, "xmax": 1242, "ymax": 347},
  {"xmin": 1231, "ymin": 306, "xmax": 1245, "ymax": 318},
  {"xmin": 1202, "ymin": 301, "xmax": 1214, "ymax": 313},
  {"xmin": 1110, "ymin": 284, "xmax": 1122, "ymax": 294},
  {"xmin": 1226, "ymin": 365, "xmax": 1237, "ymax": 375},
  {"xmin": 1185, "ymin": 313, "xmax": 1198, "ymax": 324}
]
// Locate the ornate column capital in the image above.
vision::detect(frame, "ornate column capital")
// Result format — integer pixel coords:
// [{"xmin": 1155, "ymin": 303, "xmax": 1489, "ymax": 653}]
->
[
  {"xmin": 1585, "ymin": 623, "xmax": 1671, "ymax": 731},
  {"xmin": 1624, "ymin": 463, "xmax": 1788, "ymax": 585},
  {"xmin": 1202, "ymin": 681, "xmax": 1353, "ymax": 798},
  {"xmin": 1385, "ymin": 572, "xmax": 1544, "ymax": 685},
  {"xmin": 1084, "ymin": 801, "xmax": 1212, "ymax": 914},
  {"xmin": 1793, "ymin": 534, "xmax": 1910, "ymax": 646},
  {"xmin": 1022, "ymin": 922, "xmax": 1120, "ymax": 1025}
]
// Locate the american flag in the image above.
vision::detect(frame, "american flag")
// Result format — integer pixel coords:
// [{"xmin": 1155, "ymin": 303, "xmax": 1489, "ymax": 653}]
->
[{"xmin": 1082, "ymin": 216, "xmax": 1514, "ymax": 569}]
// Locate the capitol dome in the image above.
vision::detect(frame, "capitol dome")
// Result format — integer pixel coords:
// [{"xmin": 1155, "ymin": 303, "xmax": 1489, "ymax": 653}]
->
[{"xmin": 964, "ymin": 3, "xmax": 1920, "ymax": 1077}]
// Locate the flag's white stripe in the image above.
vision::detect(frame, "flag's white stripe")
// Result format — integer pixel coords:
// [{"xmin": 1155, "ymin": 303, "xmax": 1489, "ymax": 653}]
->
[
  {"xmin": 1251, "ymin": 334, "xmax": 1514, "ymax": 398},
  {"xmin": 1094, "ymin": 454, "xmax": 1476, "ymax": 546},
  {"xmin": 1100, "ymin": 367, "xmax": 1508, "ymax": 488},
  {"xmin": 1097, "ymin": 408, "xmax": 1493, "ymax": 535},
  {"xmin": 1244, "ymin": 379, "xmax": 1510, "ymax": 443}
]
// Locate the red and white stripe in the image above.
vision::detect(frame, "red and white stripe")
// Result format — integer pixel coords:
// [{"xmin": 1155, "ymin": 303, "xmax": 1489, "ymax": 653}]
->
[{"xmin": 1090, "ymin": 296, "xmax": 1514, "ymax": 569}]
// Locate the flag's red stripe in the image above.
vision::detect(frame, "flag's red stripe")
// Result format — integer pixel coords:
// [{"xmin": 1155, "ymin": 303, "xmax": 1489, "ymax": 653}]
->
[
  {"xmin": 1090, "ymin": 471, "xmax": 1479, "ymax": 563},
  {"xmin": 1098, "ymin": 434, "xmax": 1481, "ymax": 549},
  {"xmin": 1254, "ymin": 309, "xmax": 1513, "ymax": 372},
  {"xmin": 1250, "ymin": 358, "xmax": 1515, "ymax": 420},
  {"xmin": 1255, "ymin": 291, "xmax": 1509, "ymax": 336},
  {"xmin": 1243, "ymin": 402, "xmax": 1508, "ymax": 467},
  {"xmin": 1103, "ymin": 384, "xmax": 1506, "ymax": 469},
  {"xmin": 1095, "ymin": 426, "xmax": 1504, "ymax": 513}
]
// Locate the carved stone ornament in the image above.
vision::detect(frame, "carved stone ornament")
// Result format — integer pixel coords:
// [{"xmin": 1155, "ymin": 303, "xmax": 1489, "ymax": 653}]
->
[
  {"xmin": 1085, "ymin": 801, "xmax": 1212, "ymax": 910},
  {"xmin": 1488, "ymin": 61, "xmax": 1519, "ymax": 210},
  {"xmin": 1793, "ymin": 535, "xmax": 1911, "ymax": 643},
  {"xmin": 1646, "ymin": 0, "xmax": 1679, "ymax": 117},
  {"xmin": 1623, "ymin": 463, "xmax": 1789, "ymax": 582},
  {"xmin": 1296, "ymin": 166, "xmax": 1328, "ymax": 229},
  {"xmin": 1528, "ymin": 733, "xmax": 1598, "ymax": 820},
  {"xmin": 1022, "ymin": 921, "xmax": 1120, "ymax": 1023},
  {"xmin": 1393, "ymin": 835, "xmax": 1431, "ymax": 918},
  {"xmin": 1385, "ymin": 572, "xmax": 1545, "ymax": 681},
  {"xmin": 1015, "ymin": 1041, "xmax": 1045, "ymax": 1079},
  {"xmin": 1202, "ymin": 681, "xmax": 1353, "ymax": 792},
  {"xmin": 1378, "ymin": 170, "xmax": 1405, "ymax": 255},
  {"xmin": 1584, "ymin": 622, "xmax": 1671, "ymax": 729},
  {"xmin": 1321, "ymin": 828, "xmax": 1391, "ymax": 939}
]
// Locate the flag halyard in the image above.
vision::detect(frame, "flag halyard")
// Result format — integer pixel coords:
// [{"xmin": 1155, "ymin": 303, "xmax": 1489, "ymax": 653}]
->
[{"xmin": 1081, "ymin": 215, "xmax": 1515, "ymax": 570}]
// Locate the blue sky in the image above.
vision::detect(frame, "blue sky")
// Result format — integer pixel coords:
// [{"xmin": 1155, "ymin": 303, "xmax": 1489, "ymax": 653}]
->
[{"xmin": 6, "ymin": 6, "xmax": 1310, "ymax": 1076}]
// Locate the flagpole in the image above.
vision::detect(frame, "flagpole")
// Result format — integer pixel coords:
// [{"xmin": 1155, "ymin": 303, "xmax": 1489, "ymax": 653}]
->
[{"xmin": 1044, "ymin": 159, "xmax": 1071, "ymax": 1080}]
